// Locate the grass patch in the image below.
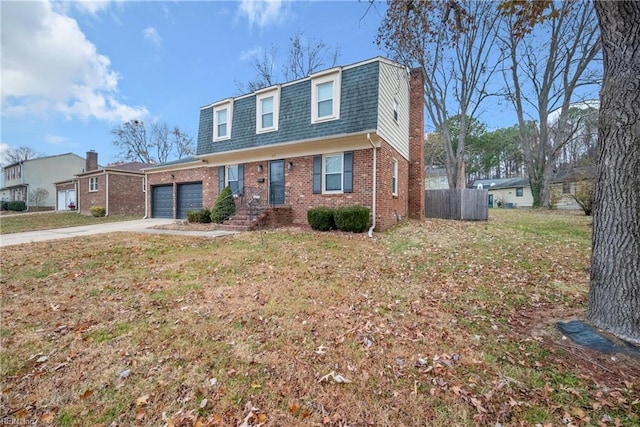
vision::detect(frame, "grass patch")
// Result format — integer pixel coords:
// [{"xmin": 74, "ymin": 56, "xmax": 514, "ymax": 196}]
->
[
  {"xmin": 0, "ymin": 210, "xmax": 637, "ymax": 426},
  {"xmin": 0, "ymin": 212, "xmax": 140, "ymax": 234}
]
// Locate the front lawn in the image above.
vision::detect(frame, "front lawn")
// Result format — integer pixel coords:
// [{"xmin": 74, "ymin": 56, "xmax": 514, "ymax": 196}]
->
[
  {"xmin": 1, "ymin": 210, "xmax": 638, "ymax": 426},
  {"xmin": 0, "ymin": 212, "xmax": 141, "ymax": 234}
]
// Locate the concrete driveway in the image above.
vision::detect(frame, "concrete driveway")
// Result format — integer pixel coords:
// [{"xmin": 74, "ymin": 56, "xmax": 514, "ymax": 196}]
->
[{"xmin": 0, "ymin": 219, "xmax": 238, "ymax": 247}]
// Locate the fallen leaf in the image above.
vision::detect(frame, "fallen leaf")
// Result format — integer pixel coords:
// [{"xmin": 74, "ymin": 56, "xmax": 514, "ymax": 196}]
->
[
  {"xmin": 79, "ymin": 389, "xmax": 94, "ymax": 400},
  {"xmin": 136, "ymin": 394, "xmax": 150, "ymax": 407},
  {"xmin": 40, "ymin": 412, "xmax": 55, "ymax": 423},
  {"xmin": 136, "ymin": 407, "xmax": 145, "ymax": 421}
]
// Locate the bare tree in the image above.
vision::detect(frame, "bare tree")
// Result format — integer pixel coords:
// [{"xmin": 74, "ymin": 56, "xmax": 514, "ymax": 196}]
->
[
  {"xmin": 237, "ymin": 33, "xmax": 340, "ymax": 93},
  {"xmin": 501, "ymin": 1, "xmax": 601, "ymax": 207},
  {"xmin": 111, "ymin": 120, "xmax": 194, "ymax": 164},
  {"xmin": 377, "ymin": 0, "xmax": 503, "ymax": 189},
  {"xmin": 282, "ymin": 33, "xmax": 340, "ymax": 81},
  {"xmin": 28, "ymin": 187, "xmax": 49, "ymax": 211},
  {"xmin": 3, "ymin": 146, "xmax": 41, "ymax": 165}
]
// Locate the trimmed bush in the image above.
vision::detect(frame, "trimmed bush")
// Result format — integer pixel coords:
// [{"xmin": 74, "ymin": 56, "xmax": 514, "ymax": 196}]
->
[
  {"xmin": 211, "ymin": 187, "xmax": 236, "ymax": 224},
  {"xmin": 334, "ymin": 206, "xmax": 370, "ymax": 233},
  {"xmin": 307, "ymin": 207, "xmax": 336, "ymax": 231},
  {"xmin": 7, "ymin": 201, "xmax": 26, "ymax": 211},
  {"xmin": 187, "ymin": 208, "xmax": 212, "ymax": 223},
  {"xmin": 1, "ymin": 201, "xmax": 8, "ymax": 211},
  {"xmin": 90, "ymin": 206, "xmax": 106, "ymax": 217}
]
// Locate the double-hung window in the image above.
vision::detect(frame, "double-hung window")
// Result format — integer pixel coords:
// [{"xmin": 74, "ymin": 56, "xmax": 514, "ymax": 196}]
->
[
  {"xmin": 324, "ymin": 154, "xmax": 343, "ymax": 193},
  {"xmin": 89, "ymin": 177, "xmax": 98, "ymax": 192},
  {"xmin": 227, "ymin": 164, "xmax": 239, "ymax": 195},
  {"xmin": 213, "ymin": 100, "xmax": 233, "ymax": 141},
  {"xmin": 516, "ymin": 187, "xmax": 523, "ymax": 197},
  {"xmin": 311, "ymin": 69, "xmax": 341, "ymax": 123},
  {"xmin": 256, "ymin": 87, "xmax": 280, "ymax": 133},
  {"xmin": 392, "ymin": 158, "xmax": 398, "ymax": 196}
]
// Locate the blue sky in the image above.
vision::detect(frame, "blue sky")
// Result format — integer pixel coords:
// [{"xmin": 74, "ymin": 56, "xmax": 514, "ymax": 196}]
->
[{"xmin": 1, "ymin": 0, "xmax": 393, "ymax": 165}]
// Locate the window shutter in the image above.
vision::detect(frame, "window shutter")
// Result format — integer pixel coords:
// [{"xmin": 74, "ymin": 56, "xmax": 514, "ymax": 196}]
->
[
  {"xmin": 238, "ymin": 164, "xmax": 244, "ymax": 196},
  {"xmin": 313, "ymin": 156, "xmax": 322, "ymax": 194},
  {"xmin": 218, "ymin": 166, "xmax": 225, "ymax": 193},
  {"xmin": 343, "ymin": 151, "xmax": 353, "ymax": 193}
]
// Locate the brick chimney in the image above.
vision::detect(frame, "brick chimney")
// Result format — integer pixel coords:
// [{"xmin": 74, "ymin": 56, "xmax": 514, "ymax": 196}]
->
[
  {"xmin": 408, "ymin": 68, "xmax": 425, "ymax": 219},
  {"xmin": 86, "ymin": 150, "xmax": 98, "ymax": 172}
]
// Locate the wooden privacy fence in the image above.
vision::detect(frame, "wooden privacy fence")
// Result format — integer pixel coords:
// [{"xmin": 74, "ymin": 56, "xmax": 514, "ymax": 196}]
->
[{"xmin": 425, "ymin": 189, "xmax": 488, "ymax": 220}]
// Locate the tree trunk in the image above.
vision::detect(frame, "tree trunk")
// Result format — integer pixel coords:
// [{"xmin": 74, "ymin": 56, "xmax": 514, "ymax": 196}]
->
[{"xmin": 587, "ymin": 1, "xmax": 640, "ymax": 344}]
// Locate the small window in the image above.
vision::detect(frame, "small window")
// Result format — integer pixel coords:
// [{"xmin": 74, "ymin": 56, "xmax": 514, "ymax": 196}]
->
[
  {"xmin": 393, "ymin": 99, "xmax": 399, "ymax": 122},
  {"xmin": 256, "ymin": 87, "xmax": 280, "ymax": 133},
  {"xmin": 392, "ymin": 158, "xmax": 398, "ymax": 196},
  {"xmin": 324, "ymin": 154, "xmax": 343, "ymax": 193},
  {"xmin": 562, "ymin": 182, "xmax": 571, "ymax": 194},
  {"xmin": 89, "ymin": 177, "xmax": 98, "ymax": 192},
  {"xmin": 213, "ymin": 101, "xmax": 233, "ymax": 141},
  {"xmin": 311, "ymin": 69, "xmax": 341, "ymax": 123},
  {"xmin": 227, "ymin": 164, "xmax": 239, "ymax": 195},
  {"xmin": 516, "ymin": 187, "xmax": 523, "ymax": 197}
]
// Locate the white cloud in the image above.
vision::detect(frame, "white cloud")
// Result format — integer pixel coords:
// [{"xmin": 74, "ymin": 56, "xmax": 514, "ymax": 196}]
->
[
  {"xmin": 238, "ymin": 0, "xmax": 288, "ymax": 29},
  {"xmin": 143, "ymin": 26, "xmax": 162, "ymax": 48},
  {"xmin": 45, "ymin": 134, "xmax": 68, "ymax": 145},
  {"xmin": 1, "ymin": 0, "xmax": 148, "ymax": 123}
]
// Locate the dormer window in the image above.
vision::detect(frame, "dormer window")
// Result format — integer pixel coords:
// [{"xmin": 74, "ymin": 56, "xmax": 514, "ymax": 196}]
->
[
  {"xmin": 311, "ymin": 68, "xmax": 341, "ymax": 123},
  {"xmin": 256, "ymin": 86, "xmax": 280, "ymax": 133},
  {"xmin": 213, "ymin": 100, "xmax": 233, "ymax": 141}
]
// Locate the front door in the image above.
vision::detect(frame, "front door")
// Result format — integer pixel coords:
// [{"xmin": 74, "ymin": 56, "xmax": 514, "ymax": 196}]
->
[
  {"xmin": 488, "ymin": 194, "xmax": 494, "ymax": 208},
  {"xmin": 269, "ymin": 160, "xmax": 285, "ymax": 205}
]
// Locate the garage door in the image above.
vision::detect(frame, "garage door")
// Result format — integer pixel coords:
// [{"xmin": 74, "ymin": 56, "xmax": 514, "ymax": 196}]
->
[
  {"xmin": 152, "ymin": 185, "xmax": 173, "ymax": 218},
  {"xmin": 177, "ymin": 182, "xmax": 203, "ymax": 219}
]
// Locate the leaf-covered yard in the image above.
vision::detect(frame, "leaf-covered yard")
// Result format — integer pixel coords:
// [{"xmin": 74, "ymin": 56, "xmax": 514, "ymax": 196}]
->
[{"xmin": 1, "ymin": 210, "xmax": 638, "ymax": 426}]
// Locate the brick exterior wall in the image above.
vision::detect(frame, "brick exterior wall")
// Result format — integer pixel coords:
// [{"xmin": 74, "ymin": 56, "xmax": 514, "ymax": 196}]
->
[
  {"xmin": 408, "ymin": 68, "xmax": 425, "ymax": 219},
  {"xmin": 107, "ymin": 173, "xmax": 145, "ymax": 216},
  {"xmin": 78, "ymin": 173, "xmax": 106, "ymax": 215},
  {"xmin": 148, "ymin": 143, "xmax": 412, "ymax": 231},
  {"xmin": 78, "ymin": 172, "xmax": 145, "ymax": 216}
]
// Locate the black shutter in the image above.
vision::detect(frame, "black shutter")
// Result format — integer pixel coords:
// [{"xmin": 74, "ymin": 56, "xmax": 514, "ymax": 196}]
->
[
  {"xmin": 343, "ymin": 151, "xmax": 353, "ymax": 193},
  {"xmin": 238, "ymin": 164, "xmax": 244, "ymax": 196},
  {"xmin": 218, "ymin": 166, "xmax": 225, "ymax": 193},
  {"xmin": 313, "ymin": 155, "xmax": 322, "ymax": 194}
]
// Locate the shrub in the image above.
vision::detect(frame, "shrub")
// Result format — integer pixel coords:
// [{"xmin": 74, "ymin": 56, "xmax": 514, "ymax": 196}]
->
[
  {"xmin": 187, "ymin": 208, "xmax": 211, "ymax": 223},
  {"xmin": 90, "ymin": 206, "xmax": 106, "ymax": 217},
  {"xmin": 211, "ymin": 187, "xmax": 236, "ymax": 224},
  {"xmin": 334, "ymin": 206, "xmax": 370, "ymax": 233},
  {"xmin": 307, "ymin": 207, "xmax": 336, "ymax": 231},
  {"xmin": 1, "ymin": 200, "xmax": 9, "ymax": 211},
  {"xmin": 7, "ymin": 201, "xmax": 26, "ymax": 211}
]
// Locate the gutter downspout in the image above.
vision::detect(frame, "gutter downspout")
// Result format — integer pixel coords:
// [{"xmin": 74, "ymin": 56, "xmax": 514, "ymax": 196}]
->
[
  {"xmin": 144, "ymin": 173, "xmax": 148, "ymax": 218},
  {"xmin": 105, "ymin": 171, "xmax": 109, "ymax": 216},
  {"xmin": 367, "ymin": 133, "xmax": 377, "ymax": 238}
]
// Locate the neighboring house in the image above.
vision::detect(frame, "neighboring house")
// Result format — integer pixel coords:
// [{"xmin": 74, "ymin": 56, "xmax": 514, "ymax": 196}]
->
[
  {"xmin": 551, "ymin": 166, "xmax": 595, "ymax": 211},
  {"xmin": 425, "ymin": 166, "xmax": 449, "ymax": 190},
  {"xmin": 145, "ymin": 57, "xmax": 425, "ymax": 231},
  {"xmin": 76, "ymin": 151, "xmax": 150, "ymax": 216},
  {"xmin": 0, "ymin": 153, "xmax": 86, "ymax": 210},
  {"xmin": 471, "ymin": 177, "xmax": 533, "ymax": 208}
]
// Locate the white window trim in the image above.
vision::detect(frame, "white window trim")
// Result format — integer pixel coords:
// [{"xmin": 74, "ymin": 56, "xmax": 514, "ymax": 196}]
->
[
  {"xmin": 213, "ymin": 100, "xmax": 233, "ymax": 141},
  {"xmin": 322, "ymin": 153, "xmax": 344, "ymax": 194},
  {"xmin": 311, "ymin": 70, "xmax": 341, "ymax": 124},
  {"xmin": 256, "ymin": 87, "xmax": 280, "ymax": 134},
  {"xmin": 392, "ymin": 158, "xmax": 398, "ymax": 197},
  {"xmin": 89, "ymin": 177, "xmax": 98, "ymax": 192}
]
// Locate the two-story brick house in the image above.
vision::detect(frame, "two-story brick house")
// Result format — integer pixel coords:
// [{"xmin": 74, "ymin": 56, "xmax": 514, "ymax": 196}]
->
[{"xmin": 145, "ymin": 57, "xmax": 425, "ymax": 231}]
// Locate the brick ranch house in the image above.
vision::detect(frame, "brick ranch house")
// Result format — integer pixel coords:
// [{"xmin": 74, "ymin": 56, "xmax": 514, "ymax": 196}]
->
[
  {"xmin": 145, "ymin": 57, "xmax": 425, "ymax": 231},
  {"xmin": 74, "ymin": 151, "xmax": 150, "ymax": 216}
]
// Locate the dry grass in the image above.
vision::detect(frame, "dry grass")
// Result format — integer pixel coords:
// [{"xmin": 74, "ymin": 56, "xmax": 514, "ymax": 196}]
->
[
  {"xmin": 1, "ymin": 210, "xmax": 638, "ymax": 426},
  {"xmin": 0, "ymin": 212, "xmax": 140, "ymax": 235}
]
